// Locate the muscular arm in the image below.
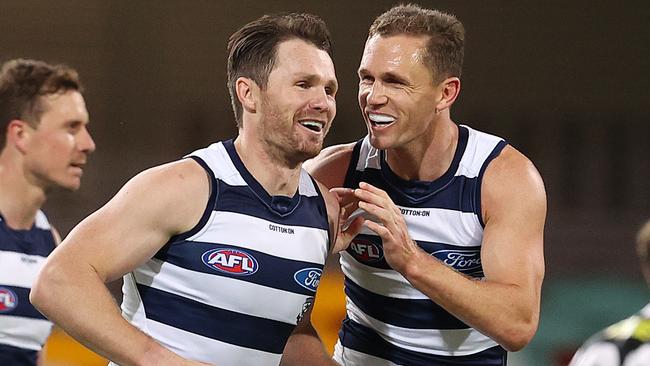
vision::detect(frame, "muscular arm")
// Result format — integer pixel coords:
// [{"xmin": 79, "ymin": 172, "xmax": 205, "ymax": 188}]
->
[
  {"xmin": 30, "ymin": 159, "xmax": 212, "ymax": 366},
  {"xmin": 356, "ymin": 146, "xmax": 546, "ymax": 351}
]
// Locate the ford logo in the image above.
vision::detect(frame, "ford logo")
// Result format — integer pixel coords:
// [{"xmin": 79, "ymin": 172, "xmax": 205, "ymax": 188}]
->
[
  {"xmin": 431, "ymin": 249, "xmax": 482, "ymax": 273},
  {"xmin": 294, "ymin": 268, "xmax": 322, "ymax": 292}
]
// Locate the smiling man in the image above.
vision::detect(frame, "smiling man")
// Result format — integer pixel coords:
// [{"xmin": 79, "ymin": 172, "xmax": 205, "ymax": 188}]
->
[
  {"xmin": 31, "ymin": 13, "xmax": 356, "ymax": 366},
  {"xmin": 306, "ymin": 4, "xmax": 547, "ymax": 365},
  {"xmin": 0, "ymin": 58, "xmax": 95, "ymax": 365}
]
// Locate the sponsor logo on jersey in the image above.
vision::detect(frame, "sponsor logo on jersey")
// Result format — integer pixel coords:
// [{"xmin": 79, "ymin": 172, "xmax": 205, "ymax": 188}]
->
[
  {"xmin": 294, "ymin": 268, "xmax": 322, "ymax": 292},
  {"xmin": 0, "ymin": 287, "xmax": 17, "ymax": 312},
  {"xmin": 431, "ymin": 249, "xmax": 482, "ymax": 274},
  {"xmin": 399, "ymin": 208, "xmax": 431, "ymax": 217},
  {"xmin": 202, "ymin": 248, "xmax": 259, "ymax": 276},
  {"xmin": 268, "ymin": 224, "xmax": 295, "ymax": 234},
  {"xmin": 349, "ymin": 238, "xmax": 383, "ymax": 262},
  {"xmin": 296, "ymin": 296, "xmax": 315, "ymax": 323}
]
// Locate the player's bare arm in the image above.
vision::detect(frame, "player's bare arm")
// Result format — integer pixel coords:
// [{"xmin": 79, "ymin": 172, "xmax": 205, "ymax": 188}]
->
[
  {"xmin": 353, "ymin": 145, "xmax": 546, "ymax": 351},
  {"xmin": 30, "ymin": 159, "xmax": 212, "ymax": 366}
]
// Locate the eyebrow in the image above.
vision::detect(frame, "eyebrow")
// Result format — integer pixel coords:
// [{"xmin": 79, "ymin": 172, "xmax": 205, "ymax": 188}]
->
[
  {"xmin": 358, "ymin": 68, "xmax": 408, "ymax": 85},
  {"xmin": 299, "ymin": 73, "xmax": 339, "ymax": 91}
]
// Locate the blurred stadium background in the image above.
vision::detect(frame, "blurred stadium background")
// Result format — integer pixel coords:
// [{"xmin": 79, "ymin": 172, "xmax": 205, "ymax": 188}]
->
[{"xmin": 1, "ymin": 1, "xmax": 648, "ymax": 365}]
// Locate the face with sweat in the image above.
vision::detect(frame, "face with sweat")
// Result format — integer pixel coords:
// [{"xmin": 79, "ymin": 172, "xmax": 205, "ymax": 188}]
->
[
  {"xmin": 256, "ymin": 38, "xmax": 337, "ymax": 165},
  {"xmin": 358, "ymin": 34, "xmax": 444, "ymax": 150}
]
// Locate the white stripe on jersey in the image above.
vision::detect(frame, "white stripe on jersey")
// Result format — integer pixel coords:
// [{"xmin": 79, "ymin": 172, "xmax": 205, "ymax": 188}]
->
[
  {"xmin": 334, "ymin": 340, "xmax": 398, "ymax": 366},
  {"xmin": 189, "ymin": 143, "xmax": 246, "ymax": 187},
  {"xmin": 340, "ymin": 251, "xmax": 424, "ymax": 299},
  {"xmin": 34, "ymin": 210, "xmax": 52, "ymax": 230},
  {"xmin": 190, "ymin": 143, "xmax": 319, "ymax": 197},
  {"xmin": 132, "ymin": 258, "xmax": 311, "ymax": 324},
  {"xmin": 346, "ymin": 299, "xmax": 498, "ymax": 356},
  {"xmin": 0, "ymin": 251, "xmax": 46, "ymax": 288},
  {"xmin": 457, "ymin": 125, "xmax": 504, "ymax": 178},
  {"xmin": 187, "ymin": 211, "xmax": 328, "ymax": 264},
  {"xmin": 109, "ymin": 320, "xmax": 280, "ymax": 366},
  {"xmin": 348, "ymin": 206, "xmax": 482, "ymax": 246},
  {"xmin": 0, "ymin": 315, "xmax": 52, "ymax": 351}
]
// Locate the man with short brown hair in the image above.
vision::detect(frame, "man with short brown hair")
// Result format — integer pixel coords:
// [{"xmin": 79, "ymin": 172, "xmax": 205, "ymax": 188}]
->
[{"xmin": 0, "ymin": 58, "xmax": 95, "ymax": 365}]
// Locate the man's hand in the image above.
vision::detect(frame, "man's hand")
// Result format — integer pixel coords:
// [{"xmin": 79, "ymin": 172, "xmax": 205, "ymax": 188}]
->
[
  {"xmin": 330, "ymin": 187, "xmax": 364, "ymax": 252},
  {"xmin": 352, "ymin": 182, "xmax": 423, "ymax": 273}
]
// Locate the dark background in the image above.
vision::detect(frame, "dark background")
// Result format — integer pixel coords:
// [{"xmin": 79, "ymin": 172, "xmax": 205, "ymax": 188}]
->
[{"xmin": 2, "ymin": 0, "xmax": 649, "ymax": 281}]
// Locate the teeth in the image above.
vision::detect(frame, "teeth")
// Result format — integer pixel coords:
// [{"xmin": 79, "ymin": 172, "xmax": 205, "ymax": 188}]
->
[
  {"xmin": 368, "ymin": 113, "xmax": 395, "ymax": 124},
  {"xmin": 300, "ymin": 121, "xmax": 323, "ymax": 132}
]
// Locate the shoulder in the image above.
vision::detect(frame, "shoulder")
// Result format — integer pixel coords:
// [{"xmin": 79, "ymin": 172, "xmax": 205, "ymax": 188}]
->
[
  {"xmin": 130, "ymin": 158, "xmax": 209, "ymax": 196},
  {"xmin": 304, "ymin": 142, "xmax": 356, "ymax": 188},
  {"xmin": 112, "ymin": 158, "xmax": 211, "ymax": 235},
  {"xmin": 482, "ymin": 145, "xmax": 546, "ymax": 223}
]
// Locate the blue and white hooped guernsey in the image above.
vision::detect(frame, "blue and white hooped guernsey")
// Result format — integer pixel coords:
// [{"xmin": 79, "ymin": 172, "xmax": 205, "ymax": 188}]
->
[
  {"xmin": 0, "ymin": 210, "xmax": 55, "ymax": 366},
  {"xmin": 115, "ymin": 140, "xmax": 330, "ymax": 366},
  {"xmin": 335, "ymin": 125, "xmax": 509, "ymax": 366}
]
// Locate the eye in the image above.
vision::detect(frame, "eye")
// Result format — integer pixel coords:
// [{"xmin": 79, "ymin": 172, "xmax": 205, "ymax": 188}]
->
[
  {"xmin": 67, "ymin": 121, "xmax": 82, "ymax": 133},
  {"xmin": 325, "ymin": 86, "xmax": 336, "ymax": 96},
  {"xmin": 359, "ymin": 75, "xmax": 374, "ymax": 84},
  {"xmin": 384, "ymin": 77, "xmax": 403, "ymax": 85},
  {"xmin": 296, "ymin": 81, "xmax": 310, "ymax": 89}
]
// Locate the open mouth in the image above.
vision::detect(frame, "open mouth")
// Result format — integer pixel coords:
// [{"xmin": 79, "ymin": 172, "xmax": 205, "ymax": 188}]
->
[
  {"xmin": 368, "ymin": 113, "xmax": 395, "ymax": 127},
  {"xmin": 299, "ymin": 120, "xmax": 324, "ymax": 133}
]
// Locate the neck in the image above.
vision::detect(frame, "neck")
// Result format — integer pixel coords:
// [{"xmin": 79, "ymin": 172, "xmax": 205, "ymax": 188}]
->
[
  {"xmin": 385, "ymin": 117, "xmax": 458, "ymax": 181},
  {"xmin": 0, "ymin": 154, "xmax": 47, "ymax": 229},
  {"xmin": 233, "ymin": 134, "xmax": 302, "ymax": 197}
]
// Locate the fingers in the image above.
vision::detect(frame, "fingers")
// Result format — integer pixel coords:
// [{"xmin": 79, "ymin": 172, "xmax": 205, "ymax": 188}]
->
[
  {"xmin": 363, "ymin": 219, "xmax": 391, "ymax": 239},
  {"xmin": 355, "ymin": 182, "xmax": 402, "ymax": 216},
  {"xmin": 337, "ymin": 216, "xmax": 365, "ymax": 250},
  {"xmin": 330, "ymin": 187, "xmax": 356, "ymax": 204}
]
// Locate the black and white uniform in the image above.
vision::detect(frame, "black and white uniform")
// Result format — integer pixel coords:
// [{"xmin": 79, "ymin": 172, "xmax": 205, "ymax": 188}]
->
[
  {"xmin": 0, "ymin": 211, "xmax": 55, "ymax": 366},
  {"xmin": 334, "ymin": 125, "xmax": 509, "ymax": 366},
  {"xmin": 115, "ymin": 140, "xmax": 330, "ymax": 365}
]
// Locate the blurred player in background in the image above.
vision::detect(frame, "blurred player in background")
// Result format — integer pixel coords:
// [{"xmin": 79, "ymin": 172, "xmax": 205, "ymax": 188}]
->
[
  {"xmin": 569, "ymin": 219, "xmax": 650, "ymax": 366},
  {"xmin": 0, "ymin": 58, "xmax": 95, "ymax": 365}
]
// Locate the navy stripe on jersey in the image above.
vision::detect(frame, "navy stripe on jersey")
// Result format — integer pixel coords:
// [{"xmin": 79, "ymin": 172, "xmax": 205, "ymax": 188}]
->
[
  {"xmin": 345, "ymin": 278, "xmax": 468, "ymax": 330},
  {"xmin": 154, "ymin": 241, "xmax": 324, "ymax": 296},
  {"xmin": 0, "ymin": 344, "xmax": 38, "ymax": 366},
  {"xmin": 169, "ymin": 156, "xmax": 219, "ymax": 242},
  {"xmin": 342, "ymin": 139, "xmax": 364, "ymax": 189},
  {"xmin": 347, "ymin": 235, "xmax": 483, "ymax": 276},
  {"xmin": 346, "ymin": 169, "xmax": 480, "ymax": 213},
  {"xmin": 475, "ymin": 140, "xmax": 508, "ymax": 227},
  {"xmin": 339, "ymin": 318, "xmax": 507, "ymax": 366},
  {"xmin": 215, "ymin": 181, "xmax": 329, "ymax": 230},
  {"xmin": 138, "ymin": 284, "xmax": 294, "ymax": 354},
  {"xmin": 0, "ymin": 229, "xmax": 54, "ymax": 258},
  {"xmin": 0, "ymin": 286, "xmax": 46, "ymax": 320}
]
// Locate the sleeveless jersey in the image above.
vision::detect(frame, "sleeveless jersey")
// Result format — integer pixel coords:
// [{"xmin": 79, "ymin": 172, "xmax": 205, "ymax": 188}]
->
[
  {"xmin": 569, "ymin": 304, "xmax": 650, "ymax": 366},
  {"xmin": 335, "ymin": 125, "xmax": 508, "ymax": 365},
  {"xmin": 0, "ymin": 210, "xmax": 55, "ymax": 366},
  {"xmin": 115, "ymin": 140, "xmax": 330, "ymax": 366}
]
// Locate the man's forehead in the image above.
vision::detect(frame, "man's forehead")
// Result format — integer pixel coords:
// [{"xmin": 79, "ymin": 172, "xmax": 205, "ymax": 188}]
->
[
  {"xmin": 273, "ymin": 39, "xmax": 335, "ymax": 77},
  {"xmin": 40, "ymin": 90, "xmax": 88, "ymax": 120}
]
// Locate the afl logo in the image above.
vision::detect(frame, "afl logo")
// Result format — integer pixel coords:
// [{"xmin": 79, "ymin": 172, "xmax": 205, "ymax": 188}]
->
[
  {"xmin": 0, "ymin": 287, "xmax": 18, "ymax": 313},
  {"xmin": 202, "ymin": 248, "xmax": 259, "ymax": 276},
  {"xmin": 294, "ymin": 268, "xmax": 322, "ymax": 292},
  {"xmin": 432, "ymin": 249, "xmax": 482, "ymax": 274},
  {"xmin": 349, "ymin": 238, "xmax": 383, "ymax": 262}
]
